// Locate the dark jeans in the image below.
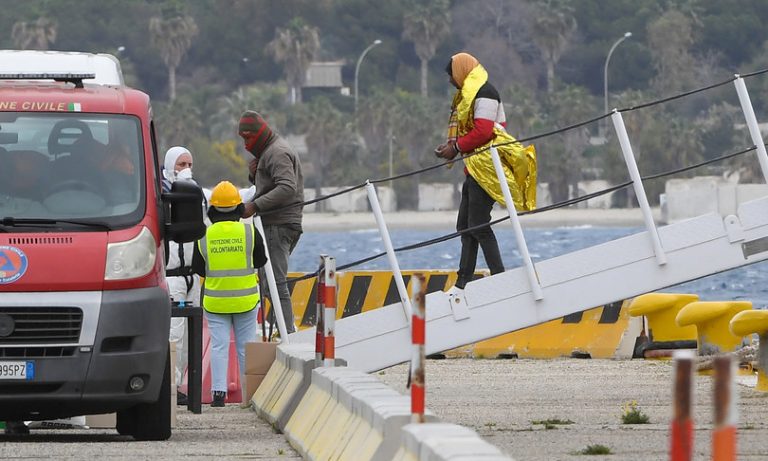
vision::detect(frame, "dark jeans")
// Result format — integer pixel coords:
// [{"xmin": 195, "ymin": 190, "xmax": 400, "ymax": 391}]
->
[
  {"xmin": 455, "ymin": 175, "xmax": 505, "ymax": 289},
  {"xmin": 260, "ymin": 224, "xmax": 302, "ymax": 334}
]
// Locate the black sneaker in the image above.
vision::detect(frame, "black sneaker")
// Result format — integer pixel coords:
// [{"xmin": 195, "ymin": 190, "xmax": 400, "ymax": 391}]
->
[
  {"xmin": 176, "ymin": 391, "xmax": 188, "ymax": 406},
  {"xmin": 4, "ymin": 420, "xmax": 29, "ymax": 435},
  {"xmin": 211, "ymin": 391, "xmax": 226, "ymax": 407}
]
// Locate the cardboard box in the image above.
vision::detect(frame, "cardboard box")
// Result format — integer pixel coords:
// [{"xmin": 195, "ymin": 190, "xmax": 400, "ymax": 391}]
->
[
  {"xmin": 244, "ymin": 341, "xmax": 278, "ymax": 375},
  {"xmin": 244, "ymin": 373, "xmax": 267, "ymax": 401},
  {"xmin": 86, "ymin": 413, "xmax": 116, "ymax": 429}
]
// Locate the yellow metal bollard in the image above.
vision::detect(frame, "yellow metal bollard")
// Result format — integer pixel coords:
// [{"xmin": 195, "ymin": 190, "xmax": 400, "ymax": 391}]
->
[
  {"xmin": 628, "ymin": 293, "xmax": 699, "ymax": 356},
  {"xmin": 676, "ymin": 301, "xmax": 752, "ymax": 355},
  {"xmin": 729, "ymin": 310, "xmax": 768, "ymax": 392}
]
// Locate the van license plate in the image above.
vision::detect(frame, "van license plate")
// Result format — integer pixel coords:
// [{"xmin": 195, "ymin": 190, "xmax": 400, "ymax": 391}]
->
[{"xmin": 0, "ymin": 361, "xmax": 34, "ymax": 380}]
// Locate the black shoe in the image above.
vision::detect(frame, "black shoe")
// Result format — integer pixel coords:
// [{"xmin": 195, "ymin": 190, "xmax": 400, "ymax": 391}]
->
[
  {"xmin": 211, "ymin": 391, "xmax": 226, "ymax": 407},
  {"xmin": 176, "ymin": 391, "xmax": 188, "ymax": 406},
  {"xmin": 4, "ymin": 421, "xmax": 29, "ymax": 435}
]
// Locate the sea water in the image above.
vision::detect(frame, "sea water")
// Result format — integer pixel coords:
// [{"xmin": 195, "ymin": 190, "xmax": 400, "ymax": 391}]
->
[{"xmin": 291, "ymin": 226, "xmax": 768, "ymax": 308}]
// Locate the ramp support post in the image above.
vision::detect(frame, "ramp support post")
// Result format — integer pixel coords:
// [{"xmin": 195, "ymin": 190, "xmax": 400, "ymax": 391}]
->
[
  {"xmin": 611, "ymin": 111, "xmax": 667, "ymax": 265},
  {"xmin": 712, "ymin": 355, "xmax": 737, "ymax": 461},
  {"xmin": 734, "ymin": 75, "xmax": 768, "ymax": 184},
  {"xmin": 410, "ymin": 273, "xmax": 426, "ymax": 423},
  {"xmin": 490, "ymin": 147, "xmax": 543, "ymax": 300},
  {"xmin": 315, "ymin": 256, "xmax": 326, "ymax": 367},
  {"xmin": 366, "ymin": 180, "xmax": 413, "ymax": 320},
  {"xmin": 322, "ymin": 255, "xmax": 337, "ymax": 367},
  {"xmin": 254, "ymin": 216, "xmax": 290, "ymax": 343},
  {"xmin": 670, "ymin": 350, "xmax": 694, "ymax": 461}
]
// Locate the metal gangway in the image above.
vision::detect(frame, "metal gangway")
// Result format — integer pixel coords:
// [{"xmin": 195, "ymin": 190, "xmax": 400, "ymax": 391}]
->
[{"xmin": 277, "ymin": 73, "xmax": 768, "ymax": 373}]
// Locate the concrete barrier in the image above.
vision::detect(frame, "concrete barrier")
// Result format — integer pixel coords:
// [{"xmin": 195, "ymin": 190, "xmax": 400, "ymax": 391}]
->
[
  {"xmin": 284, "ymin": 366, "xmax": 441, "ymax": 461},
  {"xmin": 393, "ymin": 423, "xmax": 514, "ymax": 461},
  {"xmin": 260, "ymin": 345, "xmax": 513, "ymax": 460},
  {"xmin": 251, "ymin": 343, "xmax": 316, "ymax": 431},
  {"xmin": 663, "ymin": 177, "xmax": 768, "ymax": 223}
]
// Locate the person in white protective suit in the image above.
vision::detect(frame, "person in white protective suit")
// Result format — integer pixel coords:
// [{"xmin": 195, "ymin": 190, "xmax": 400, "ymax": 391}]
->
[{"xmin": 162, "ymin": 146, "xmax": 208, "ymax": 405}]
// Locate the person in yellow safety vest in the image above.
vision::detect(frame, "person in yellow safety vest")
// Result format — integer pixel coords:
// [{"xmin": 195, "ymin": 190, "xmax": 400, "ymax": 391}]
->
[
  {"xmin": 191, "ymin": 180, "xmax": 267, "ymax": 407},
  {"xmin": 434, "ymin": 52, "xmax": 537, "ymax": 299}
]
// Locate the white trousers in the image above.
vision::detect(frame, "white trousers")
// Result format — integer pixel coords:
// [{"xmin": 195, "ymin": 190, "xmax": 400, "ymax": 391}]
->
[{"xmin": 168, "ymin": 274, "xmax": 201, "ymax": 387}]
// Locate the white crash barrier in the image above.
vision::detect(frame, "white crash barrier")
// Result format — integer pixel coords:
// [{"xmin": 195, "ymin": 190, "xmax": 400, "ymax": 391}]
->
[
  {"xmin": 392, "ymin": 423, "xmax": 515, "ymax": 461},
  {"xmin": 259, "ymin": 345, "xmax": 513, "ymax": 460}
]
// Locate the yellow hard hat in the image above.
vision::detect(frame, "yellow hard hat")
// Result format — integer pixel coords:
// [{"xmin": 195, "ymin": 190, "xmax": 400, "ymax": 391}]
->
[{"xmin": 210, "ymin": 180, "xmax": 242, "ymax": 208}]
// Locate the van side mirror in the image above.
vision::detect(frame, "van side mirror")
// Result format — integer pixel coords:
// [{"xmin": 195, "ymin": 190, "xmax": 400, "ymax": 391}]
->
[{"xmin": 162, "ymin": 181, "xmax": 205, "ymax": 243}]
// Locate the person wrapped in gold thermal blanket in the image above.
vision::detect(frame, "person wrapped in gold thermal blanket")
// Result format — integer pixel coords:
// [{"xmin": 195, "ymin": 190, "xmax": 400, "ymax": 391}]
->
[{"xmin": 434, "ymin": 52, "xmax": 537, "ymax": 296}]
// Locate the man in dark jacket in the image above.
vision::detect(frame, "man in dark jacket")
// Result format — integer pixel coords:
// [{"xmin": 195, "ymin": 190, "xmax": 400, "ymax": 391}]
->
[{"xmin": 238, "ymin": 110, "xmax": 304, "ymax": 334}]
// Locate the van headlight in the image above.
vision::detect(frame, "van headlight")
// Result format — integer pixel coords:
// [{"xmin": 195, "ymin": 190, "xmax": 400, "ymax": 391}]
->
[{"xmin": 105, "ymin": 226, "xmax": 156, "ymax": 280}]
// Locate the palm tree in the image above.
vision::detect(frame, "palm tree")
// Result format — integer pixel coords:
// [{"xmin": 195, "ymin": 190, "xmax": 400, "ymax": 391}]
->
[
  {"xmin": 293, "ymin": 97, "xmax": 355, "ymax": 209},
  {"xmin": 402, "ymin": 0, "xmax": 451, "ymax": 98},
  {"xmin": 530, "ymin": 0, "xmax": 577, "ymax": 93},
  {"xmin": 647, "ymin": 9, "xmax": 696, "ymax": 96},
  {"xmin": 267, "ymin": 18, "xmax": 320, "ymax": 105},
  {"xmin": 149, "ymin": 15, "xmax": 198, "ymax": 101},
  {"xmin": 210, "ymin": 83, "xmax": 289, "ymax": 140},
  {"xmin": 11, "ymin": 17, "xmax": 58, "ymax": 50}
]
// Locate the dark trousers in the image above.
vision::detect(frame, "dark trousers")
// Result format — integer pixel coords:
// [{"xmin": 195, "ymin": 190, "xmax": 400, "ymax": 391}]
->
[{"xmin": 455, "ymin": 175, "xmax": 505, "ymax": 288}]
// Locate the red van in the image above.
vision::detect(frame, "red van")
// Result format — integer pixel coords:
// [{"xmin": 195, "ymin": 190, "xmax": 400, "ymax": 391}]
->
[{"xmin": 0, "ymin": 70, "xmax": 203, "ymax": 440}]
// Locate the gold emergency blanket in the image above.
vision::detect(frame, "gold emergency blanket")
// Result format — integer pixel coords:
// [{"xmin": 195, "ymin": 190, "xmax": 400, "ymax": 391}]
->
[{"xmin": 449, "ymin": 65, "xmax": 537, "ymax": 211}]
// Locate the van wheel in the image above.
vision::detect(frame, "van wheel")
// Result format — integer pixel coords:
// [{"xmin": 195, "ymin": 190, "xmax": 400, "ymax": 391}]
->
[
  {"xmin": 115, "ymin": 410, "xmax": 135, "ymax": 437},
  {"xmin": 116, "ymin": 348, "xmax": 172, "ymax": 441}
]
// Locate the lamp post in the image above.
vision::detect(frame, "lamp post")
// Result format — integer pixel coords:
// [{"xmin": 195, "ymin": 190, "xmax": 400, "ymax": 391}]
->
[
  {"xmin": 388, "ymin": 131, "xmax": 396, "ymax": 180},
  {"xmin": 354, "ymin": 39, "xmax": 382, "ymax": 115},
  {"xmin": 603, "ymin": 32, "xmax": 632, "ymax": 134}
]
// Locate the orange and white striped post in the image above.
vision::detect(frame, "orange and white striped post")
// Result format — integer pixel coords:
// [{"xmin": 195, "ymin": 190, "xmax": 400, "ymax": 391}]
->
[
  {"xmin": 712, "ymin": 355, "xmax": 737, "ymax": 461},
  {"xmin": 410, "ymin": 273, "xmax": 426, "ymax": 423},
  {"xmin": 314, "ymin": 256, "xmax": 326, "ymax": 367},
  {"xmin": 670, "ymin": 350, "xmax": 695, "ymax": 461},
  {"xmin": 322, "ymin": 255, "xmax": 337, "ymax": 367}
]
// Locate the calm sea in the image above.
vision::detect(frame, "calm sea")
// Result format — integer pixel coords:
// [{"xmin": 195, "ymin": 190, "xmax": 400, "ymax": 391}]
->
[{"xmin": 290, "ymin": 226, "xmax": 768, "ymax": 308}]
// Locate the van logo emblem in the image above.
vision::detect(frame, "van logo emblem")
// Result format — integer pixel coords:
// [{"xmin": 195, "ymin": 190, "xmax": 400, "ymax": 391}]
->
[{"xmin": 0, "ymin": 245, "xmax": 28, "ymax": 284}]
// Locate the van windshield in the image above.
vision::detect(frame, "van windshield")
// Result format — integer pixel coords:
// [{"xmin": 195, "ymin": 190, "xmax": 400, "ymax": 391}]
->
[{"xmin": 0, "ymin": 113, "xmax": 144, "ymax": 228}]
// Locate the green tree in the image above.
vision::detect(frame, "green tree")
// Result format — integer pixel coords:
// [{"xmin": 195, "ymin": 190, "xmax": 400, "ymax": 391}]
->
[
  {"xmin": 402, "ymin": 0, "xmax": 451, "ymax": 98},
  {"xmin": 293, "ymin": 97, "xmax": 358, "ymax": 208},
  {"xmin": 149, "ymin": 14, "xmax": 199, "ymax": 101},
  {"xmin": 451, "ymin": 0, "xmax": 536, "ymax": 92},
  {"xmin": 359, "ymin": 89, "xmax": 445, "ymax": 209},
  {"xmin": 210, "ymin": 83, "xmax": 289, "ymax": 141},
  {"xmin": 267, "ymin": 17, "xmax": 320, "ymax": 105},
  {"xmin": 647, "ymin": 9, "xmax": 696, "ymax": 96},
  {"xmin": 191, "ymin": 139, "xmax": 248, "ymax": 190},
  {"xmin": 539, "ymin": 84, "xmax": 595, "ymax": 203},
  {"xmin": 531, "ymin": 0, "xmax": 577, "ymax": 93},
  {"xmin": 154, "ymin": 94, "xmax": 203, "ymax": 152},
  {"xmin": 11, "ymin": 17, "xmax": 57, "ymax": 50}
]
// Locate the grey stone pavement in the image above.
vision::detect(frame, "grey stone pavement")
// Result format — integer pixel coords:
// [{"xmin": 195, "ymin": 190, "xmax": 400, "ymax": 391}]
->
[
  {"xmin": 1, "ymin": 358, "xmax": 766, "ymax": 461},
  {"xmin": 0, "ymin": 404, "xmax": 300, "ymax": 460},
  {"xmin": 378, "ymin": 358, "xmax": 768, "ymax": 461}
]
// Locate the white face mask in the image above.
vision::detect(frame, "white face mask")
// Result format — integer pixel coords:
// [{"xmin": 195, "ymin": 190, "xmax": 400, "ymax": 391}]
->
[{"xmin": 175, "ymin": 168, "xmax": 193, "ymax": 181}]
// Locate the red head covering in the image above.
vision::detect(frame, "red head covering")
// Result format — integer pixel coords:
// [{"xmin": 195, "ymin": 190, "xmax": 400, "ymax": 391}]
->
[{"xmin": 238, "ymin": 110, "xmax": 273, "ymax": 155}]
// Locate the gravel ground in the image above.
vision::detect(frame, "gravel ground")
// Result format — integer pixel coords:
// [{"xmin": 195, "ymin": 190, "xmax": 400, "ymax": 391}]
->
[
  {"xmin": 2, "ymin": 358, "xmax": 765, "ymax": 460},
  {"xmin": 0, "ymin": 405, "xmax": 299, "ymax": 460},
  {"xmin": 377, "ymin": 358, "xmax": 768, "ymax": 461}
]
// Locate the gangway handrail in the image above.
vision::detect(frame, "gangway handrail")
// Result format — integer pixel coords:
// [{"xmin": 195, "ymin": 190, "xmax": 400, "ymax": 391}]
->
[{"xmin": 277, "ymin": 144, "xmax": 758, "ymax": 286}]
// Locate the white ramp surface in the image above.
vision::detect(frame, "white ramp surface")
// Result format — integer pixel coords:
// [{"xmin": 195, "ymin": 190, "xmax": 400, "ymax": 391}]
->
[{"xmin": 290, "ymin": 197, "xmax": 768, "ymax": 372}]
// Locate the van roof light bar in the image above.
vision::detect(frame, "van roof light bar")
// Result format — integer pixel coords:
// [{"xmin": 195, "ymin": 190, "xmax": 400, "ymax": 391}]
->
[{"xmin": 0, "ymin": 73, "xmax": 96, "ymax": 88}]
